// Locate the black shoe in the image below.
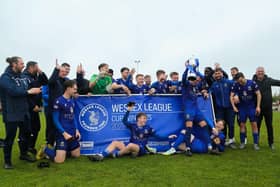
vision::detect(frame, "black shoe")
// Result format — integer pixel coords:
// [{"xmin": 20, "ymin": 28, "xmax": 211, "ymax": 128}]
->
[
  {"xmin": 185, "ymin": 149, "xmax": 192, "ymax": 157},
  {"xmin": 88, "ymin": 154, "xmax": 104, "ymax": 162},
  {"xmin": 210, "ymin": 148, "xmax": 221, "ymax": 155},
  {"xmin": 0, "ymin": 139, "xmax": 4, "ymax": 148},
  {"xmin": 28, "ymin": 148, "xmax": 37, "ymax": 155},
  {"xmin": 4, "ymin": 162, "xmax": 13, "ymax": 169},
  {"xmin": 20, "ymin": 154, "xmax": 36, "ymax": 163}
]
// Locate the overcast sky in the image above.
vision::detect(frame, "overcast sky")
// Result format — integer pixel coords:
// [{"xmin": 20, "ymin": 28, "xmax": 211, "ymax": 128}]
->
[{"xmin": 1, "ymin": 0, "xmax": 280, "ymax": 93}]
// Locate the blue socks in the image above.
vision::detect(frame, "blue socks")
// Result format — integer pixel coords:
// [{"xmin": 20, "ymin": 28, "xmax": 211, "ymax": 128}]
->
[
  {"xmin": 185, "ymin": 127, "xmax": 192, "ymax": 148},
  {"xmin": 102, "ymin": 149, "xmax": 110, "ymax": 158},
  {"xmin": 253, "ymin": 133, "xmax": 259, "ymax": 144},
  {"xmin": 240, "ymin": 132, "xmax": 246, "ymax": 143},
  {"xmin": 172, "ymin": 132, "xmax": 185, "ymax": 149},
  {"xmin": 201, "ymin": 126, "xmax": 211, "ymax": 146},
  {"xmin": 44, "ymin": 147, "xmax": 55, "ymax": 160}
]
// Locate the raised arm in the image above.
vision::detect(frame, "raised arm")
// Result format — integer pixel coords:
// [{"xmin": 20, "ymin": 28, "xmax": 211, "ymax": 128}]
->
[
  {"xmin": 38, "ymin": 72, "xmax": 49, "ymax": 85},
  {"xmin": 48, "ymin": 68, "xmax": 60, "ymax": 85},
  {"xmin": 270, "ymin": 77, "xmax": 280, "ymax": 87},
  {"xmin": 182, "ymin": 67, "xmax": 189, "ymax": 87},
  {"xmin": 122, "ymin": 105, "xmax": 134, "ymax": 127}
]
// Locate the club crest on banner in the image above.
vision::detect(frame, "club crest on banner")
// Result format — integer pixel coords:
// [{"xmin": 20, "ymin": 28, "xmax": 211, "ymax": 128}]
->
[{"xmin": 79, "ymin": 103, "xmax": 108, "ymax": 132}]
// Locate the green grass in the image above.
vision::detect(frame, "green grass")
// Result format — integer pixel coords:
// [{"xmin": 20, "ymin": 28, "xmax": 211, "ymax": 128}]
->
[{"xmin": 0, "ymin": 113, "xmax": 280, "ymax": 187}]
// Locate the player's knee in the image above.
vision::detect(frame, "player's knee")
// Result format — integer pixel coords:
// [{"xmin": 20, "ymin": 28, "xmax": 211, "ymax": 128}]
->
[
  {"xmin": 71, "ymin": 152, "xmax": 80, "ymax": 158},
  {"xmin": 127, "ymin": 143, "xmax": 138, "ymax": 151},
  {"xmin": 111, "ymin": 141, "xmax": 119, "ymax": 146},
  {"xmin": 54, "ymin": 157, "xmax": 65, "ymax": 164},
  {"xmin": 127, "ymin": 143, "xmax": 134, "ymax": 149}
]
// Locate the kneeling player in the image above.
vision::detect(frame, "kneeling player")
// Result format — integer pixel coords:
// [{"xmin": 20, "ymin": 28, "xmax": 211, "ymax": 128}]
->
[
  {"xmin": 162, "ymin": 120, "xmax": 225, "ymax": 155},
  {"xmin": 89, "ymin": 102, "xmax": 156, "ymax": 161},
  {"xmin": 37, "ymin": 80, "xmax": 81, "ymax": 163}
]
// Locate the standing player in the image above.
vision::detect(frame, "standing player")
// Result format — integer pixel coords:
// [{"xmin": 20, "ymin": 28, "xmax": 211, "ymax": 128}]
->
[
  {"xmin": 149, "ymin": 70, "xmax": 169, "ymax": 94},
  {"xmin": 209, "ymin": 68, "xmax": 236, "ymax": 149},
  {"xmin": 37, "ymin": 80, "xmax": 81, "ymax": 163},
  {"xmin": 111, "ymin": 67, "xmax": 134, "ymax": 95},
  {"xmin": 181, "ymin": 64, "xmax": 218, "ymax": 156},
  {"xmin": 144, "ymin": 75, "xmax": 152, "ymax": 88},
  {"xmin": 230, "ymin": 72, "xmax": 261, "ymax": 150},
  {"xmin": 168, "ymin": 72, "xmax": 182, "ymax": 94},
  {"xmin": 130, "ymin": 74, "xmax": 150, "ymax": 94},
  {"xmin": 89, "ymin": 63, "xmax": 112, "ymax": 94}
]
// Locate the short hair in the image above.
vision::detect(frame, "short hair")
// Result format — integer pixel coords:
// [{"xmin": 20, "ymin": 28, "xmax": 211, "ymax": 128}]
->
[
  {"xmin": 214, "ymin": 68, "xmax": 223, "ymax": 73},
  {"xmin": 120, "ymin": 67, "xmax": 129, "ymax": 73},
  {"xmin": 61, "ymin": 63, "xmax": 70, "ymax": 68},
  {"xmin": 234, "ymin": 72, "xmax": 245, "ymax": 80},
  {"xmin": 136, "ymin": 112, "xmax": 147, "ymax": 120},
  {"xmin": 216, "ymin": 119, "xmax": 225, "ymax": 125},
  {"xmin": 230, "ymin": 67, "xmax": 239, "ymax": 72},
  {"xmin": 98, "ymin": 63, "xmax": 108, "ymax": 71},
  {"xmin": 6, "ymin": 56, "xmax": 20, "ymax": 65},
  {"xmin": 136, "ymin": 74, "xmax": 144, "ymax": 79},
  {"xmin": 204, "ymin": 67, "xmax": 213, "ymax": 72},
  {"xmin": 144, "ymin": 75, "xmax": 151, "ymax": 79},
  {"xmin": 256, "ymin": 66, "xmax": 264, "ymax": 71},
  {"xmin": 156, "ymin": 70, "xmax": 165, "ymax": 77},
  {"xmin": 63, "ymin": 80, "xmax": 77, "ymax": 92},
  {"xmin": 26, "ymin": 61, "xmax": 38, "ymax": 70},
  {"xmin": 108, "ymin": 69, "xmax": 114, "ymax": 74},
  {"xmin": 170, "ymin": 72, "xmax": 179, "ymax": 78}
]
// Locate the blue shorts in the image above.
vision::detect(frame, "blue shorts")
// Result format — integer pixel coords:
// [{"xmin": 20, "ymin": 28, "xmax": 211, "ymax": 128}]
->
[
  {"xmin": 185, "ymin": 107, "xmax": 204, "ymax": 123},
  {"xmin": 127, "ymin": 142, "xmax": 147, "ymax": 156},
  {"xmin": 238, "ymin": 107, "xmax": 257, "ymax": 123},
  {"xmin": 191, "ymin": 138, "xmax": 207, "ymax": 153},
  {"xmin": 56, "ymin": 137, "xmax": 80, "ymax": 152}
]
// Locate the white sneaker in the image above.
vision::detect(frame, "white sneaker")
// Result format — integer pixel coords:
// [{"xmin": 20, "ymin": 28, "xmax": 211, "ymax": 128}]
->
[
  {"xmin": 244, "ymin": 138, "xmax": 248, "ymax": 145},
  {"xmin": 253, "ymin": 144, "xmax": 260, "ymax": 151},
  {"xmin": 208, "ymin": 144, "xmax": 213, "ymax": 151},
  {"xmin": 240, "ymin": 143, "xmax": 246, "ymax": 149},
  {"xmin": 145, "ymin": 145, "xmax": 157, "ymax": 154},
  {"xmin": 226, "ymin": 138, "xmax": 235, "ymax": 146},
  {"xmin": 161, "ymin": 147, "xmax": 176, "ymax": 156}
]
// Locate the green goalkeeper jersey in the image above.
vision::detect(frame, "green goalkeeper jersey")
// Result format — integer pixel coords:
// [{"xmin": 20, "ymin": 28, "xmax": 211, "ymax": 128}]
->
[{"xmin": 90, "ymin": 74, "xmax": 112, "ymax": 94}]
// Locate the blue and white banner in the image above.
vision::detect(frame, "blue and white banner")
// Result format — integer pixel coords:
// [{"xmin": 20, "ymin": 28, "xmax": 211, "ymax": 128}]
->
[{"xmin": 75, "ymin": 95, "xmax": 214, "ymax": 155}]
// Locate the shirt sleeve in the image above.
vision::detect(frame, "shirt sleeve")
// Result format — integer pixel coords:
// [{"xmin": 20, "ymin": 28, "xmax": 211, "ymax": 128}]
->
[
  {"xmin": 252, "ymin": 81, "xmax": 259, "ymax": 92},
  {"xmin": 52, "ymin": 111, "xmax": 65, "ymax": 134},
  {"xmin": 122, "ymin": 111, "xmax": 133, "ymax": 128}
]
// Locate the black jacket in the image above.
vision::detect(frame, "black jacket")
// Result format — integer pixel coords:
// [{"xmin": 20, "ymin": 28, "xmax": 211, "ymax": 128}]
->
[
  {"xmin": 48, "ymin": 68, "xmax": 68, "ymax": 112},
  {"xmin": 0, "ymin": 66, "xmax": 30, "ymax": 123},
  {"xmin": 252, "ymin": 74, "xmax": 280, "ymax": 109},
  {"xmin": 76, "ymin": 73, "xmax": 90, "ymax": 95},
  {"xmin": 23, "ymin": 70, "xmax": 48, "ymax": 110}
]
